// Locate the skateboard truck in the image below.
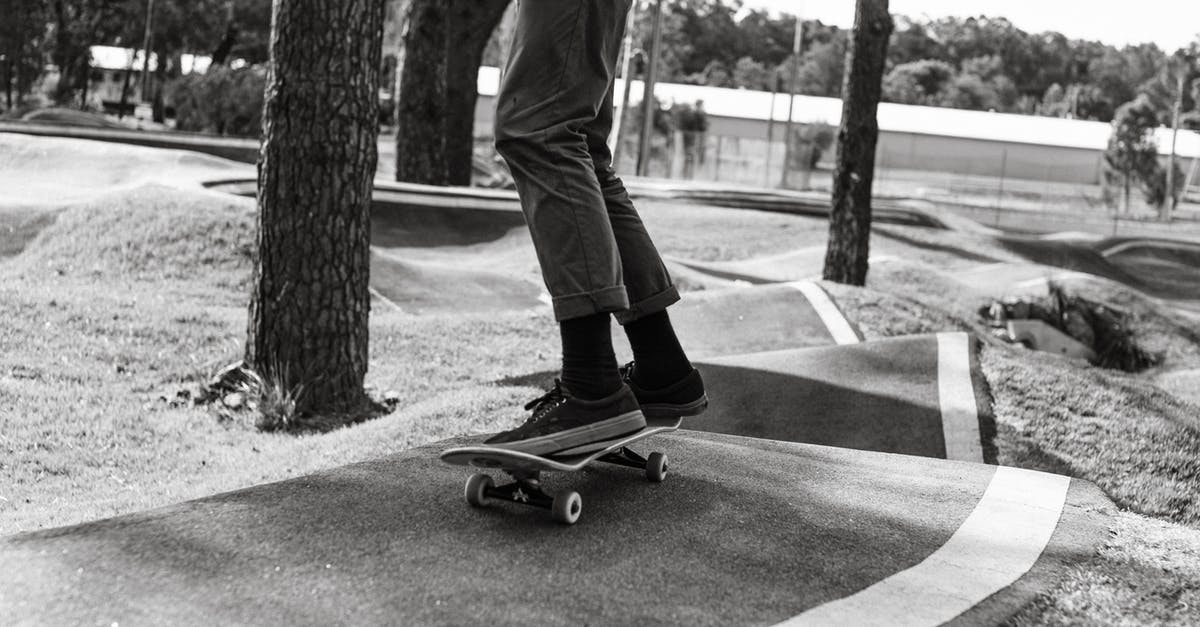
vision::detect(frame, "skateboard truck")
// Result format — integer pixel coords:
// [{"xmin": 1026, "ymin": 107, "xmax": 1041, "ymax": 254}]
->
[{"xmin": 463, "ymin": 447, "xmax": 669, "ymax": 525}]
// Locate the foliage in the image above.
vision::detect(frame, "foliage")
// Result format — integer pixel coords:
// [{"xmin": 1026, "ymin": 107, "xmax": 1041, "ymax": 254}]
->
[
  {"xmin": 882, "ymin": 59, "xmax": 955, "ymax": 104},
  {"xmin": 0, "ymin": 0, "xmax": 49, "ymax": 109},
  {"xmin": 1104, "ymin": 95, "xmax": 1163, "ymax": 209},
  {"xmin": 167, "ymin": 64, "xmax": 264, "ymax": 136},
  {"xmin": 617, "ymin": 5, "xmax": 1198, "ymax": 124},
  {"xmin": 46, "ymin": 0, "xmax": 134, "ymax": 105}
]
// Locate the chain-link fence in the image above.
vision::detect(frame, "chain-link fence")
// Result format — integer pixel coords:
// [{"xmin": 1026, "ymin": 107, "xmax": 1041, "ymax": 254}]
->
[{"xmin": 610, "ymin": 126, "xmax": 1200, "ymax": 225}]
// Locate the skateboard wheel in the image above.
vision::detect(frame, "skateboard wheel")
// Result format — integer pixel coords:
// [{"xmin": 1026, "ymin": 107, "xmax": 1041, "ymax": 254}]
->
[
  {"xmin": 465, "ymin": 473, "xmax": 493, "ymax": 507},
  {"xmin": 646, "ymin": 452, "xmax": 668, "ymax": 482},
  {"xmin": 552, "ymin": 490, "xmax": 582, "ymax": 525}
]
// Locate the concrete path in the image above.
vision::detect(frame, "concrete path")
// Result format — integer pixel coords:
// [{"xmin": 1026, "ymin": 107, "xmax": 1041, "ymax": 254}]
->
[{"xmin": 0, "ymin": 432, "xmax": 1110, "ymax": 626}]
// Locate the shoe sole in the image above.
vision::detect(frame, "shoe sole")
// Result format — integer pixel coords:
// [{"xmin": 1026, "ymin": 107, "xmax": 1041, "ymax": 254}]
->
[
  {"xmin": 488, "ymin": 410, "xmax": 647, "ymax": 457},
  {"xmin": 638, "ymin": 394, "xmax": 709, "ymax": 419}
]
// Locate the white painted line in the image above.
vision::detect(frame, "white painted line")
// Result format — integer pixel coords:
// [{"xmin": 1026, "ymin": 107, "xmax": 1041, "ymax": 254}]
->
[
  {"xmin": 790, "ymin": 281, "xmax": 860, "ymax": 345},
  {"xmin": 936, "ymin": 332, "xmax": 984, "ymax": 463},
  {"xmin": 1101, "ymin": 239, "xmax": 1200, "ymax": 257},
  {"xmin": 1011, "ymin": 271, "xmax": 1093, "ymax": 291},
  {"xmin": 778, "ymin": 466, "xmax": 1070, "ymax": 627},
  {"xmin": 368, "ymin": 286, "xmax": 404, "ymax": 313}
]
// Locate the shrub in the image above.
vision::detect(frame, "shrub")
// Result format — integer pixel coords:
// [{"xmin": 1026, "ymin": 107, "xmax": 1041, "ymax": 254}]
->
[{"xmin": 168, "ymin": 65, "xmax": 266, "ymax": 137}]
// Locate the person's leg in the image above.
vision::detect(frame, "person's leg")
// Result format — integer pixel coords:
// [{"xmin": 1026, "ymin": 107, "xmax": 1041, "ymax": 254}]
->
[
  {"xmin": 487, "ymin": 0, "xmax": 644, "ymax": 454},
  {"xmin": 579, "ymin": 50, "xmax": 699, "ymax": 404},
  {"xmin": 494, "ymin": 0, "xmax": 630, "ymax": 323}
]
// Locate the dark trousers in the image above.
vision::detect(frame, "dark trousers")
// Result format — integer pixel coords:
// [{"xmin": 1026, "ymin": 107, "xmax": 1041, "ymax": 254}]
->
[{"xmin": 494, "ymin": 0, "xmax": 678, "ymax": 323}]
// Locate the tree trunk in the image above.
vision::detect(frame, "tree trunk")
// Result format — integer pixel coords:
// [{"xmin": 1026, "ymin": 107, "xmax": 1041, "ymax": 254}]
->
[
  {"xmin": 211, "ymin": 0, "xmax": 238, "ymax": 66},
  {"xmin": 394, "ymin": 0, "xmax": 509, "ymax": 185},
  {"xmin": 444, "ymin": 0, "xmax": 510, "ymax": 185},
  {"xmin": 52, "ymin": 0, "xmax": 79, "ymax": 105},
  {"xmin": 822, "ymin": 0, "xmax": 892, "ymax": 286},
  {"xmin": 394, "ymin": 0, "xmax": 448, "ymax": 184},
  {"xmin": 80, "ymin": 57, "xmax": 89, "ymax": 109},
  {"xmin": 151, "ymin": 45, "xmax": 167, "ymax": 122},
  {"xmin": 4, "ymin": 58, "xmax": 12, "ymax": 110},
  {"xmin": 247, "ymin": 0, "xmax": 385, "ymax": 417}
]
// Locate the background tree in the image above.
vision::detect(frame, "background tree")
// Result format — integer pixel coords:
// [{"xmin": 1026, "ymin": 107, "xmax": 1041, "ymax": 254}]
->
[
  {"xmin": 824, "ymin": 0, "xmax": 893, "ymax": 286},
  {"xmin": 48, "ymin": 0, "xmax": 131, "ymax": 106},
  {"xmin": 1104, "ymin": 94, "xmax": 1162, "ymax": 213},
  {"xmin": 393, "ymin": 0, "xmax": 509, "ymax": 186},
  {"xmin": 246, "ymin": 0, "xmax": 385, "ymax": 424},
  {"xmin": 0, "ymin": 0, "xmax": 49, "ymax": 110},
  {"xmin": 881, "ymin": 59, "xmax": 953, "ymax": 105}
]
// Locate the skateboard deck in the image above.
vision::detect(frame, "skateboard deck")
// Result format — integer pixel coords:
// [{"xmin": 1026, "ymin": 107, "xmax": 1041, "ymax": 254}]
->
[
  {"xmin": 440, "ymin": 416, "xmax": 682, "ymax": 473},
  {"xmin": 440, "ymin": 416, "xmax": 682, "ymax": 524}
]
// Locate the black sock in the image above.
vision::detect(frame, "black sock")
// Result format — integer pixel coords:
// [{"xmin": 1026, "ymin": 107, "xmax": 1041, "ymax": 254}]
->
[
  {"xmin": 559, "ymin": 312, "xmax": 622, "ymax": 400},
  {"xmin": 622, "ymin": 310, "xmax": 692, "ymax": 389}
]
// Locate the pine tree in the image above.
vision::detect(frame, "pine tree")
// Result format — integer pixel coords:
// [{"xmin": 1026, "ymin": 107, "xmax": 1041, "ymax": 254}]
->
[
  {"xmin": 823, "ymin": 0, "xmax": 893, "ymax": 286},
  {"xmin": 246, "ymin": 0, "xmax": 385, "ymax": 425}
]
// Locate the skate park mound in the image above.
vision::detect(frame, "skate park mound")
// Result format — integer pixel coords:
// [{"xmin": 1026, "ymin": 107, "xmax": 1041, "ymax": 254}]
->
[
  {"xmin": 18, "ymin": 107, "xmax": 127, "ymax": 128},
  {"xmin": 688, "ymin": 333, "xmax": 995, "ymax": 462},
  {"xmin": 371, "ymin": 202, "xmax": 526, "ymax": 248},
  {"xmin": 1099, "ymin": 239, "xmax": 1200, "ymax": 300},
  {"xmin": 0, "ymin": 133, "xmax": 250, "ymax": 207},
  {"xmin": 369, "ymin": 249, "xmax": 543, "ymax": 314},
  {"xmin": 996, "ymin": 234, "xmax": 1200, "ymax": 301},
  {"xmin": 9, "ymin": 185, "xmax": 255, "ymax": 292},
  {"xmin": 0, "ymin": 432, "xmax": 1111, "ymax": 626}
]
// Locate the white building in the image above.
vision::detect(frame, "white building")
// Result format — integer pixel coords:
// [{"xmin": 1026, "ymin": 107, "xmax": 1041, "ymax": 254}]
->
[
  {"xmin": 87, "ymin": 45, "xmax": 216, "ymax": 112},
  {"xmin": 471, "ymin": 66, "xmax": 1200, "ymax": 190}
]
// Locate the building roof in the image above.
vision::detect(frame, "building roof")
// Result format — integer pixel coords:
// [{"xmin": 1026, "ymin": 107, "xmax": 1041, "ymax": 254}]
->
[
  {"xmin": 477, "ymin": 66, "xmax": 1200, "ymax": 159},
  {"xmin": 90, "ymin": 45, "xmax": 213, "ymax": 75}
]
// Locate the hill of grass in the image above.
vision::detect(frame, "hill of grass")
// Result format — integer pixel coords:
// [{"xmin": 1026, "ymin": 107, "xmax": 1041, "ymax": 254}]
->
[{"xmin": 9, "ymin": 185, "xmax": 255, "ymax": 294}]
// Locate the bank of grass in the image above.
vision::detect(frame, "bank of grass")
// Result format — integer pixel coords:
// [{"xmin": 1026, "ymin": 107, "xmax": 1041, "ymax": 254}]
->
[
  {"xmin": 0, "ymin": 186, "xmax": 560, "ymax": 533},
  {"xmin": 825, "ymin": 263, "xmax": 1200, "ymax": 624}
]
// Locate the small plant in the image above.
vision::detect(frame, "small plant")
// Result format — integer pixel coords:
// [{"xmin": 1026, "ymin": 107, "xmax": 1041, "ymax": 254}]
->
[
  {"xmin": 199, "ymin": 361, "xmax": 305, "ymax": 431},
  {"xmin": 251, "ymin": 371, "xmax": 305, "ymax": 432}
]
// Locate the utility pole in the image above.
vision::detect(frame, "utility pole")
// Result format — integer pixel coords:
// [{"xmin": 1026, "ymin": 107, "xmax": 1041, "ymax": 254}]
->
[
  {"xmin": 636, "ymin": 0, "xmax": 664, "ymax": 177},
  {"xmin": 765, "ymin": 75, "xmax": 778, "ymax": 187},
  {"xmin": 1164, "ymin": 70, "xmax": 1185, "ymax": 221},
  {"xmin": 610, "ymin": 3, "xmax": 639, "ymax": 171},
  {"xmin": 781, "ymin": 12, "xmax": 802, "ymax": 188},
  {"xmin": 139, "ymin": 0, "xmax": 155, "ymax": 103}
]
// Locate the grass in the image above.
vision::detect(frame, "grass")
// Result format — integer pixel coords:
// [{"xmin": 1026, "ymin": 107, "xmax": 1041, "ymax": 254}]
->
[
  {"xmin": 1011, "ymin": 510, "xmax": 1200, "ymax": 626},
  {"xmin": 0, "ymin": 185, "xmax": 561, "ymax": 533}
]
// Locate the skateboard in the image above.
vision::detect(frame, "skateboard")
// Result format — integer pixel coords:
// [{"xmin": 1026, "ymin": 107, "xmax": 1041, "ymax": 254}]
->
[{"xmin": 440, "ymin": 416, "xmax": 682, "ymax": 525}]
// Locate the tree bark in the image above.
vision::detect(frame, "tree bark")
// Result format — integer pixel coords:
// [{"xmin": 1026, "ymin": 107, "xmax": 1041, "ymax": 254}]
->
[
  {"xmin": 247, "ymin": 0, "xmax": 385, "ymax": 416},
  {"xmin": 393, "ymin": 0, "xmax": 509, "ymax": 185},
  {"xmin": 394, "ymin": 0, "xmax": 448, "ymax": 184},
  {"xmin": 4, "ymin": 59, "xmax": 12, "ymax": 110},
  {"xmin": 822, "ymin": 0, "xmax": 892, "ymax": 286},
  {"xmin": 444, "ymin": 0, "xmax": 510, "ymax": 185},
  {"xmin": 210, "ymin": 0, "xmax": 237, "ymax": 66}
]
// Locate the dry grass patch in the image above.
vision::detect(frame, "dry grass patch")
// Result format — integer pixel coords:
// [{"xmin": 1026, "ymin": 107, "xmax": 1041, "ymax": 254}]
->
[{"xmin": 1011, "ymin": 510, "xmax": 1200, "ymax": 626}]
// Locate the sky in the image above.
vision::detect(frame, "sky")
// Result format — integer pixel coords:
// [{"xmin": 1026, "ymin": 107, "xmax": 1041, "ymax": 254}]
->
[{"xmin": 740, "ymin": 0, "xmax": 1200, "ymax": 52}]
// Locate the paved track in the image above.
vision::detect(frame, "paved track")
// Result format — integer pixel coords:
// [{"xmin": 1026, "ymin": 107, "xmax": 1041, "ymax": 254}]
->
[
  {"xmin": 0, "ymin": 432, "xmax": 1110, "ymax": 626},
  {"xmin": 690, "ymin": 333, "xmax": 994, "ymax": 463}
]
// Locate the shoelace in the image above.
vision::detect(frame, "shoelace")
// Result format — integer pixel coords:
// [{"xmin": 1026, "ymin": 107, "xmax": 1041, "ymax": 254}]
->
[{"xmin": 522, "ymin": 379, "xmax": 568, "ymax": 422}]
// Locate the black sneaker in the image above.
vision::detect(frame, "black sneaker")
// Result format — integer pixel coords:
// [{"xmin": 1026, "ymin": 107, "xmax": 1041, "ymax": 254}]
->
[
  {"xmin": 620, "ymin": 362, "xmax": 708, "ymax": 419},
  {"xmin": 484, "ymin": 380, "xmax": 646, "ymax": 456}
]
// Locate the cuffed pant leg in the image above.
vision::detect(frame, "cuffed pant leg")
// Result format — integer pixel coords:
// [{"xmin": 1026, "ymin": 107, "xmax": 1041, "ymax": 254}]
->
[
  {"xmin": 583, "ymin": 60, "xmax": 679, "ymax": 325},
  {"xmin": 494, "ymin": 0, "xmax": 631, "ymax": 321}
]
